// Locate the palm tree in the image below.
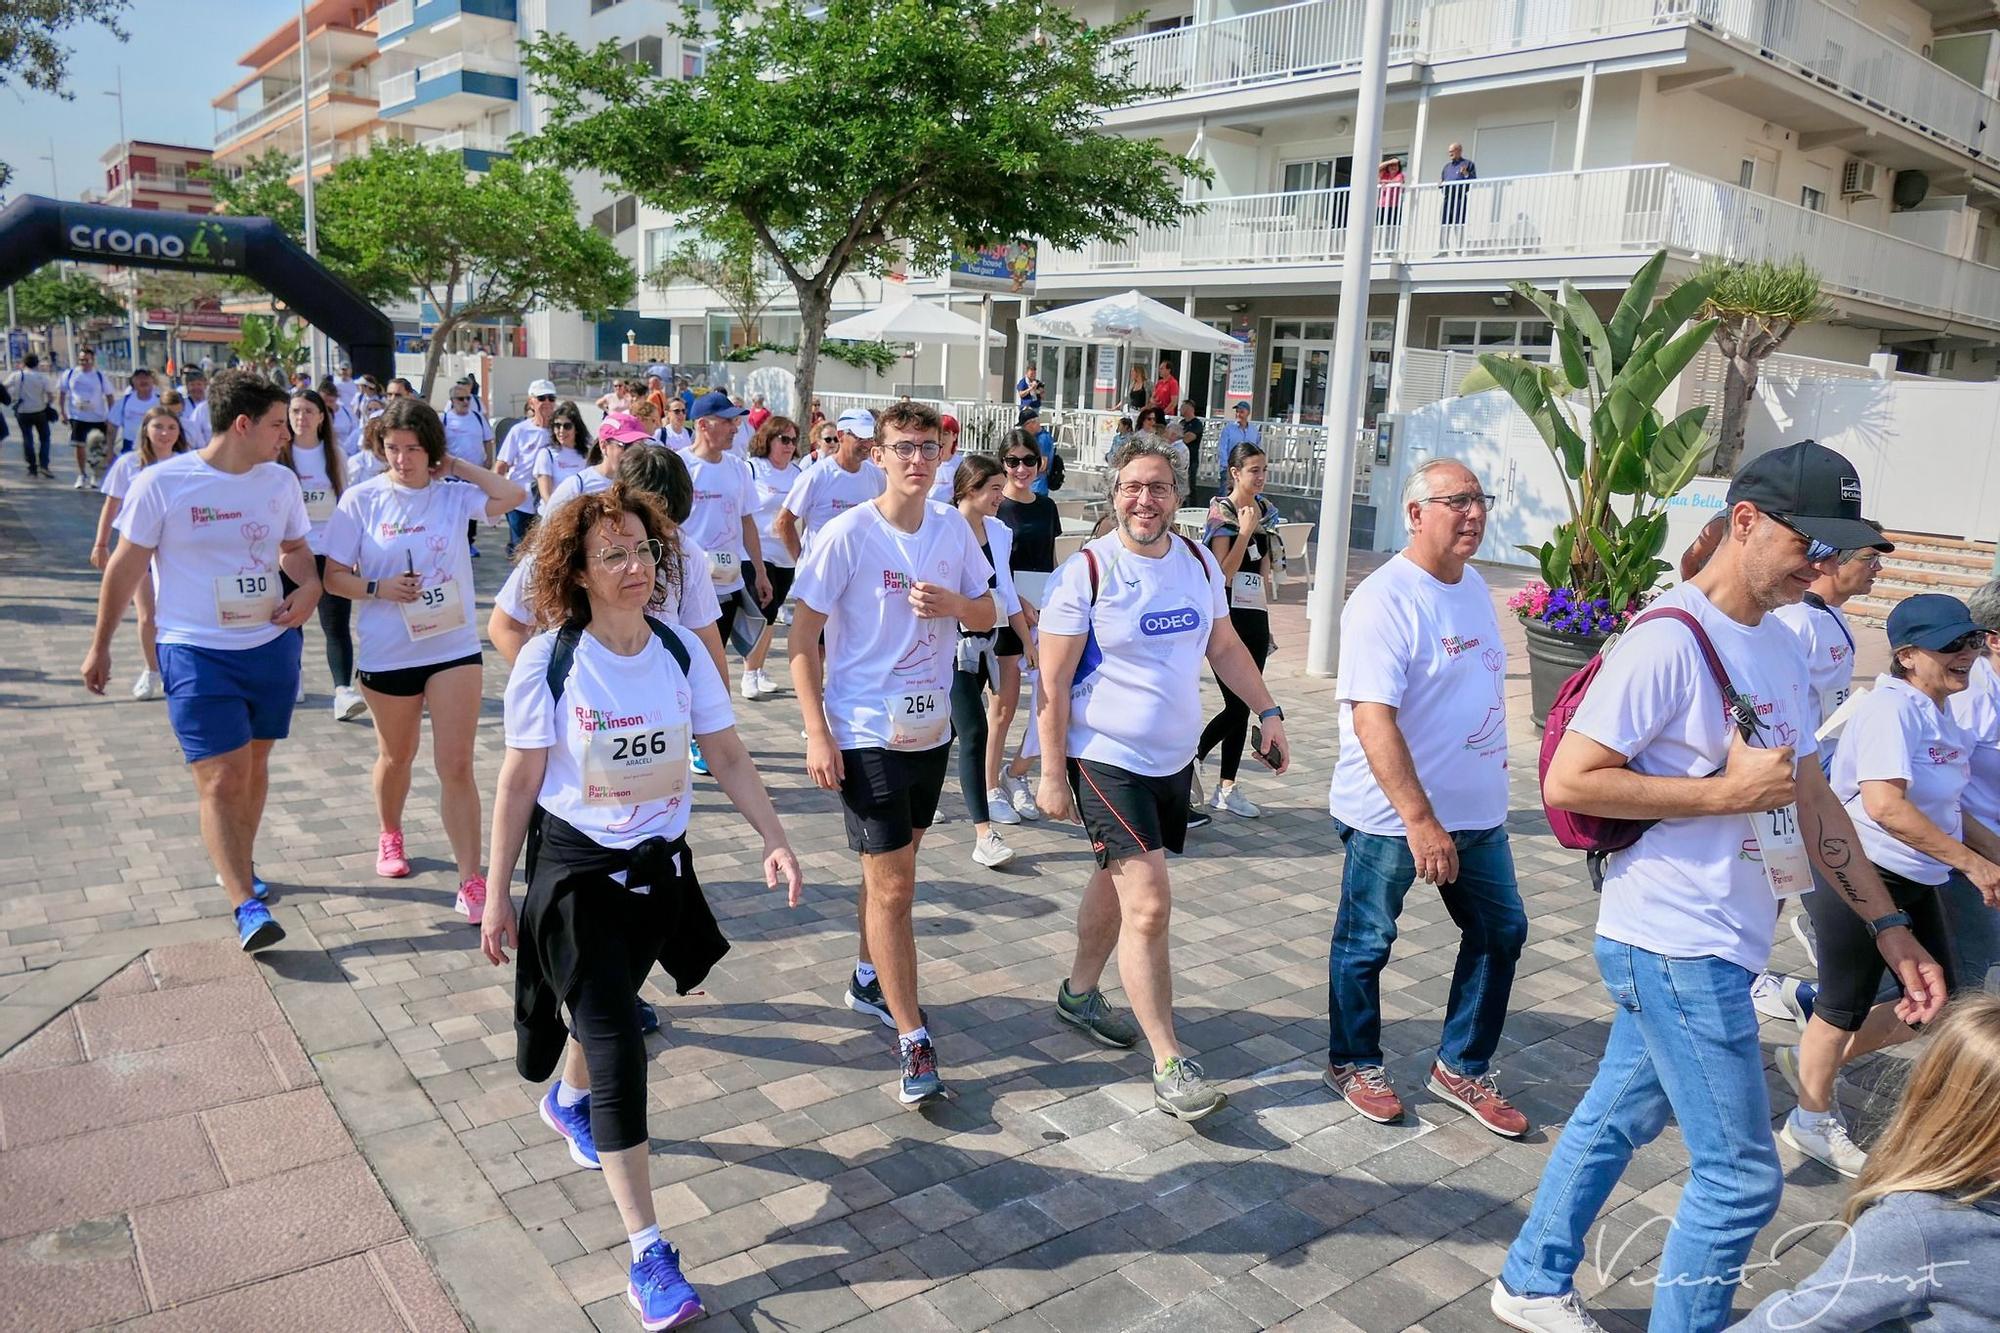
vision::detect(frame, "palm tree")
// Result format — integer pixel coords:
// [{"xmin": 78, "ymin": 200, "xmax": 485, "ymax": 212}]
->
[{"xmin": 1699, "ymin": 258, "xmax": 1831, "ymax": 475}]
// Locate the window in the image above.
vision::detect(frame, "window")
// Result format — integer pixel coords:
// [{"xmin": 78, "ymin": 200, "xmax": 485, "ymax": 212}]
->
[
  {"xmin": 1801, "ymin": 186, "xmax": 1826, "ymax": 212},
  {"xmin": 590, "ymin": 0, "xmax": 624, "ymax": 11},
  {"xmin": 681, "ymin": 48, "xmax": 705, "ymax": 79},
  {"xmin": 618, "ymin": 36, "xmax": 663, "ymax": 75},
  {"xmin": 592, "ymin": 194, "xmax": 638, "ymax": 237},
  {"xmin": 1144, "ymin": 15, "xmax": 1191, "ymax": 33},
  {"xmin": 1438, "ymin": 318, "xmax": 1552, "ymax": 357},
  {"xmin": 1738, "ymin": 158, "xmax": 1757, "ymax": 190}
]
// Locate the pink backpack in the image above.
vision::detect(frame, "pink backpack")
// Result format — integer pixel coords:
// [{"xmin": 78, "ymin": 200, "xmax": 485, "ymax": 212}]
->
[{"xmin": 1540, "ymin": 606, "xmax": 1762, "ymax": 854}]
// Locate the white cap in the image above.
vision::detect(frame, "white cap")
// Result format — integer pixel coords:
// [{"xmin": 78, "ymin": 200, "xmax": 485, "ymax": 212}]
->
[
  {"xmin": 527, "ymin": 379, "xmax": 558, "ymax": 398},
  {"xmin": 836, "ymin": 407, "xmax": 876, "ymax": 439}
]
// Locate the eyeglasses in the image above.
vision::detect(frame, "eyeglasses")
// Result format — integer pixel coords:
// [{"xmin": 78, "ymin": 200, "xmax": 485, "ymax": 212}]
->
[
  {"xmin": 1840, "ymin": 547, "xmax": 1884, "ymax": 567},
  {"xmin": 450, "ymin": 396, "xmax": 471, "ymax": 404},
  {"xmin": 818, "ymin": 434, "xmax": 838, "ymax": 445},
  {"xmin": 594, "ymin": 538, "xmax": 665, "ymax": 570},
  {"xmin": 774, "ymin": 434, "xmax": 797, "ymax": 445},
  {"xmin": 1115, "ymin": 482, "xmax": 1177, "ymax": 502},
  {"xmin": 1003, "ymin": 455, "xmax": 1040, "ymax": 469},
  {"xmin": 1769, "ymin": 514, "xmax": 1839, "ymax": 564},
  {"xmin": 1420, "ymin": 491, "xmax": 1498, "ymax": 514},
  {"xmin": 533, "ymin": 394, "xmax": 556, "ymax": 403},
  {"xmin": 553, "ymin": 421, "xmax": 578, "ymax": 431},
  {"xmin": 1933, "ymin": 632, "xmax": 1985, "ymax": 654},
  {"xmin": 884, "ymin": 440, "xmax": 943, "ymax": 460}
]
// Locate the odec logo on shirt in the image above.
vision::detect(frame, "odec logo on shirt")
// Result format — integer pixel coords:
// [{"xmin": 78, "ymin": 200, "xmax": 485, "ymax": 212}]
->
[{"xmin": 1140, "ymin": 606, "xmax": 1202, "ymax": 637}]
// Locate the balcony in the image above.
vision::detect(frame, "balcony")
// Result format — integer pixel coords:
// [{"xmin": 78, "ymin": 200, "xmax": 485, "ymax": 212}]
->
[
  {"xmin": 128, "ymin": 173, "xmax": 214, "ymax": 195},
  {"xmin": 1042, "ymin": 165, "xmax": 2000, "ymax": 334},
  {"xmin": 377, "ymin": 51, "xmax": 520, "ymax": 125},
  {"xmin": 214, "ymin": 72, "xmax": 373, "ymax": 149},
  {"xmin": 377, "ymin": 0, "xmax": 518, "ymax": 55},
  {"xmin": 1104, "ymin": 0, "xmax": 2000, "ymax": 167},
  {"xmin": 418, "ymin": 129, "xmax": 514, "ymax": 170}
]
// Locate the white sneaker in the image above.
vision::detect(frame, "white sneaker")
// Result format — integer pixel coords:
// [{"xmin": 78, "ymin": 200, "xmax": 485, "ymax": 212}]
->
[
  {"xmin": 985, "ymin": 789, "xmax": 1020, "ymax": 825},
  {"xmin": 1002, "ymin": 773, "xmax": 1042, "ymax": 821},
  {"xmin": 1212, "ymin": 784, "xmax": 1261, "ymax": 817},
  {"xmin": 130, "ymin": 669, "xmax": 157, "ymax": 701},
  {"xmin": 1776, "ymin": 1043, "xmax": 1802, "ymax": 1095},
  {"xmin": 73, "ymin": 473, "xmax": 88, "ymax": 490},
  {"xmin": 1751, "ymin": 971, "xmax": 1793, "ymax": 1023},
  {"xmin": 739, "ymin": 671, "xmax": 763, "ymax": 700},
  {"xmin": 295, "ymin": 676, "xmax": 306, "ymax": 704},
  {"xmin": 972, "ymin": 831, "xmax": 1015, "ymax": 868},
  {"xmin": 1782, "ymin": 1106, "xmax": 1868, "ymax": 1177},
  {"xmin": 757, "ymin": 668, "xmax": 781, "ymax": 696},
  {"xmin": 1490, "ymin": 1281, "xmax": 1606, "ymax": 1332},
  {"xmin": 1189, "ymin": 767, "xmax": 1204, "ymax": 808},
  {"xmin": 1792, "ymin": 912, "xmax": 1819, "ymax": 969},
  {"xmin": 332, "ymin": 685, "xmax": 367, "ymax": 721}
]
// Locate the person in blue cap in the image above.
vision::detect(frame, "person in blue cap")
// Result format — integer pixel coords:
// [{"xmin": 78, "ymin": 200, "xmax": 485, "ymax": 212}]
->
[{"xmin": 1778, "ymin": 591, "xmax": 2000, "ymax": 1176}]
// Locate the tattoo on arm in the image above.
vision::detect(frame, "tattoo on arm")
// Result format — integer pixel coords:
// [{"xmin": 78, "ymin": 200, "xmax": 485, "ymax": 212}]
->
[{"xmin": 1809, "ymin": 809, "xmax": 1866, "ymax": 904}]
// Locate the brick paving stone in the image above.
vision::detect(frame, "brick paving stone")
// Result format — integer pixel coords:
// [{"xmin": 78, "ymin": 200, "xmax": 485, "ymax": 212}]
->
[{"xmin": 0, "ymin": 1113, "xmax": 222, "ymax": 1239}]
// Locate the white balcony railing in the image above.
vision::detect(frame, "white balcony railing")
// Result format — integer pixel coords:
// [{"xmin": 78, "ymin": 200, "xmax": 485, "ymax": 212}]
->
[
  {"xmin": 378, "ymin": 69, "xmax": 417, "ymax": 107},
  {"xmin": 376, "ymin": 0, "xmax": 415, "ymax": 38},
  {"xmin": 419, "ymin": 129, "xmax": 514, "ymax": 155},
  {"xmin": 380, "ymin": 50, "xmax": 519, "ymax": 108},
  {"xmin": 1105, "ymin": 0, "xmax": 2000, "ymax": 164},
  {"xmin": 215, "ymin": 72, "xmax": 372, "ymax": 147},
  {"xmin": 1042, "ymin": 165, "xmax": 2000, "ymax": 333},
  {"xmin": 129, "ymin": 173, "xmax": 214, "ymax": 194}
]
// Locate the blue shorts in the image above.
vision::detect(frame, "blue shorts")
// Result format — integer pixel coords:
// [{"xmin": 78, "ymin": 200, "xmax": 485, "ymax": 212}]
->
[{"xmin": 157, "ymin": 631, "xmax": 303, "ymax": 764}]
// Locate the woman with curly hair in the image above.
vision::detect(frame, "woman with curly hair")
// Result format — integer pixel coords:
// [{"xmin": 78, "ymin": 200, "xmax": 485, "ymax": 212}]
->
[{"xmin": 479, "ymin": 486, "xmax": 801, "ymax": 1333}]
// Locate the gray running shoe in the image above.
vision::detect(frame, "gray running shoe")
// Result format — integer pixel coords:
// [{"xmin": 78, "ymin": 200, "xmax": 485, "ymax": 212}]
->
[
  {"xmin": 1153, "ymin": 1056, "xmax": 1226, "ymax": 1121},
  {"xmin": 1055, "ymin": 980, "xmax": 1138, "ymax": 1048}
]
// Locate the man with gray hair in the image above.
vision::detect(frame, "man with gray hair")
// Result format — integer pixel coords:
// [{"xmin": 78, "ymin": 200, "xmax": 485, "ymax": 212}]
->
[
  {"xmin": 1947, "ymin": 575, "xmax": 2000, "ymax": 993},
  {"xmin": 1324, "ymin": 457, "xmax": 1529, "ymax": 1137},
  {"xmin": 1035, "ymin": 437, "xmax": 1289, "ymax": 1120}
]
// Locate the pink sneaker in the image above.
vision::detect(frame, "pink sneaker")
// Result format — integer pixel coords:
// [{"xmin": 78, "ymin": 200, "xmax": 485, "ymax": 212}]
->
[
  {"xmin": 376, "ymin": 830, "xmax": 411, "ymax": 879},
  {"xmin": 455, "ymin": 875, "xmax": 486, "ymax": 925}
]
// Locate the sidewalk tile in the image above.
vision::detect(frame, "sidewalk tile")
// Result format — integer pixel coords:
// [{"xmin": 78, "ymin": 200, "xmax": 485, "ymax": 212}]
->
[
  {"xmin": 0, "ymin": 1031, "xmax": 282, "ymax": 1148},
  {"xmin": 1, "ymin": 1112, "xmax": 221, "ymax": 1240},
  {"xmin": 0, "ymin": 1216, "xmax": 147, "ymax": 1330},
  {"xmin": 369, "ymin": 1239, "xmax": 468, "ymax": 1333},
  {"xmin": 201, "ymin": 1087, "xmax": 351, "ymax": 1184},
  {"xmin": 116, "ymin": 1253, "xmax": 404, "ymax": 1333},
  {"xmin": 75, "ymin": 975, "xmax": 282, "ymax": 1057},
  {"xmin": 148, "ymin": 940, "xmax": 262, "ymax": 991},
  {"xmin": 0, "ymin": 1012, "xmax": 82, "ymax": 1074},
  {"xmin": 131, "ymin": 1153, "xmax": 403, "ymax": 1306}
]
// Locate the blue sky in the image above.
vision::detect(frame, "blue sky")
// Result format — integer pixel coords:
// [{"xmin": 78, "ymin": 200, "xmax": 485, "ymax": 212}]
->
[{"xmin": 2, "ymin": 0, "xmax": 303, "ymax": 198}]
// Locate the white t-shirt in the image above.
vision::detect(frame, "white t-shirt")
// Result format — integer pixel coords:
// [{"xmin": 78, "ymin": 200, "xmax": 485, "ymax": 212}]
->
[
  {"xmin": 113, "ymin": 451, "xmax": 310, "ymax": 651},
  {"xmin": 334, "ymin": 377, "xmax": 360, "ymax": 412},
  {"xmin": 5, "ymin": 368, "xmax": 52, "ymax": 414},
  {"xmin": 1039, "ymin": 533, "xmax": 1231, "ymax": 778},
  {"xmin": 322, "ymin": 476, "xmax": 489, "ymax": 672},
  {"xmin": 660, "ymin": 426, "xmax": 693, "ymax": 452},
  {"xmin": 1572, "ymin": 582, "xmax": 1818, "ymax": 973},
  {"xmin": 503, "ymin": 623, "xmax": 734, "ymax": 849},
  {"xmin": 61, "ymin": 368, "xmax": 112, "ymax": 421},
  {"xmin": 108, "ymin": 390, "xmax": 160, "ymax": 446},
  {"xmin": 1948, "ymin": 656, "xmax": 2000, "ymax": 830},
  {"xmin": 496, "ymin": 537, "xmax": 720, "ymax": 634},
  {"xmin": 929, "ymin": 454, "xmax": 964, "ymax": 507},
  {"xmin": 1327, "ymin": 554, "xmax": 1510, "ymax": 835},
  {"xmin": 749, "ymin": 458, "xmax": 804, "ymax": 570},
  {"xmin": 99, "ymin": 450, "xmax": 145, "ymax": 501},
  {"xmin": 347, "ymin": 449, "xmax": 384, "ymax": 485},
  {"xmin": 1832, "ymin": 674, "xmax": 1974, "ymax": 885},
  {"xmin": 441, "ymin": 407, "xmax": 492, "ymax": 468},
  {"xmin": 497, "ymin": 421, "xmax": 553, "ymax": 515},
  {"xmin": 545, "ymin": 466, "xmax": 613, "ymax": 517},
  {"xmin": 974, "ymin": 516, "xmax": 1023, "ymax": 622},
  {"xmin": 1773, "ymin": 597, "xmax": 1859, "ymax": 730},
  {"xmin": 682, "ymin": 451, "xmax": 756, "ymax": 596},
  {"xmin": 792, "ymin": 501, "xmax": 992, "ymax": 751},
  {"xmin": 179, "ymin": 400, "xmax": 213, "ymax": 449},
  {"xmin": 287, "ymin": 443, "xmax": 341, "ymax": 555},
  {"xmin": 783, "ymin": 455, "xmax": 886, "ymax": 558},
  {"xmin": 533, "ymin": 445, "xmax": 591, "ymax": 505}
]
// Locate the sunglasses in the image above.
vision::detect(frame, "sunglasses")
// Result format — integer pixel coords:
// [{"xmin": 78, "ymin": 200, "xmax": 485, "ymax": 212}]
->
[
  {"xmin": 1003, "ymin": 455, "xmax": 1040, "ymax": 469},
  {"xmin": 1932, "ymin": 632, "xmax": 1986, "ymax": 654},
  {"xmin": 1770, "ymin": 515, "xmax": 1839, "ymax": 564},
  {"xmin": 450, "ymin": 396, "xmax": 471, "ymax": 404},
  {"xmin": 533, "ymin": 394, "xmax": 556, "ymax": 403}
]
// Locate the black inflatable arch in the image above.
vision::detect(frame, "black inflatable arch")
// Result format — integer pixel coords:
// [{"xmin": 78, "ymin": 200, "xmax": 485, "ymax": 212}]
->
[{"xmin": 0, "ymin": 194, "xmax": 394, "ymax": 383}]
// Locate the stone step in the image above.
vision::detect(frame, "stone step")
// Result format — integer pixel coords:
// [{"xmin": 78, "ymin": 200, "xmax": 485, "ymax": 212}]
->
[
  {"xmin": 1881, "ymin": 530, "xmax": 1996, "ymax": 559},
  {"xmin": 1871, "ymin": 565, "xmax": 1990, "ymax": 594}
]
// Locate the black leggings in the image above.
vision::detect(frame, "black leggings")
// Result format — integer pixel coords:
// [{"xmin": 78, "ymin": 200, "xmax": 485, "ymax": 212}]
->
[
  {"xmin": 566, "ymin": 877, "xmax": 663, "ymax": 1152},
  {"xmin": 950, "ymin": 662, "xmax": 991, "ymax": 824},
  {"xmin": 1800, "ymin": 861, "xmax": 1958, "ymax": 1031},
  {"xmin": 1197, "ymin": 607, "xmax": 1271, "ymax": 781},
  {"xmin": 282, "ymin": 553, "xmax": 353, "ymax": 688},
  {"xmin": 757, "ymin": 564, "xmax": 795, "ymax": 624}
]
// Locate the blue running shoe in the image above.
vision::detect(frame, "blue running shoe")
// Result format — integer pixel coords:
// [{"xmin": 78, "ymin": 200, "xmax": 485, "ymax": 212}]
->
[
  {"xmin": 216, "ymin": 870, "xmax": 269, "ymax": 900},
  {"xmin": 539, "ymin": 1085, "xmax": 600, "ymax": 1170},
  {"xmin": 636, "ymin": 998, "xmax": 660, "ymax": 1035},
  {"xmin": 235, "ymin": 899, "xmax": 285, "ymax": 952},
  {"xmin": 689, "ymin": 738, "xmax": 709, "ymax": 776},
  {"xmin": 628, "ymin": 1240, "xmax": 703, "ymax": 1330},
  {"xmin": 899, "ymin": 1035, "xmax": 944, "ymax": 1106}
]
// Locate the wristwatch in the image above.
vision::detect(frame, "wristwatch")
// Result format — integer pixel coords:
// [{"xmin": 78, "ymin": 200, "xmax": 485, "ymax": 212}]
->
[
  {"xmin": 365, "ymin": 579, "xmax": 378, "ymax": 599},
  {"xmin": 1258, "ymin": 706, "xmax": 1285, "ymax": 723},
  {"xmin": 1864, "ymin": 910, "xmax": 1914, "ymax": 939}
]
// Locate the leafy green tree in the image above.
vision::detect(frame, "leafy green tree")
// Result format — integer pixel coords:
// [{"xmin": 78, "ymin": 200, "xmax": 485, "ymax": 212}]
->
[
  {"xmin": 314, "ymin": 141, "xmax": 634, "ymax": 395},
  {"xmin": 1697, "ymin": 258, "xmax": 1831, "ymax": 475},
  {"xmin": 0, "ymin": 0, "xmax": 130, "ymax": 195},
  {"xmin": 134, "ymin": 270, "xmax": 229, "ymax": 372},
  {"xmin": 12, "ymin": 264, "xmax": 121, "ymax": 352},
  {"xmin": 650, "ymin": 225, "xmax": 781, "ymax": 349},
  {"xmin": 519, "ymin": 0, "xmax": 1203, "ymax": 408},
  {"xmin": 201, "ymin": 149, "xmax": 305, "ymax": 243}
]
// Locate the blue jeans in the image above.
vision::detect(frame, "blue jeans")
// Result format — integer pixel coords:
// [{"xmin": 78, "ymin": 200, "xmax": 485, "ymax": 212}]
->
[
  {"xmin": 505, "ymin": 509, "xmax": 536, "ymax": 555},
  {"xmin": 1939, "ymin": 872, "xmax": 2000, "ymax": 995},
  {"xmin": 1502, "ymin": 938, "xmax": 1784, "ymax": 1332},
  {"xmin": 1327, "ymin": 822, "xmax": 1525, "ymax": 1076}
]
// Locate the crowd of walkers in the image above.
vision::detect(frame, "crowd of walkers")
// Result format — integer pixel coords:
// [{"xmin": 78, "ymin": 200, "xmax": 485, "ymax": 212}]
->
[{"xmin": 66, "ymin": 362, "xmax": 2000, "ymax": 1332}]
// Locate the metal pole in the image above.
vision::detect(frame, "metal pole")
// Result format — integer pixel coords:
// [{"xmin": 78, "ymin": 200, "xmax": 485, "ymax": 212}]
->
[
  {"xmin": 41, "ymin": 140, "xmax": 78, "ymax": 367},
  {"xmin": 105, "ymin": 69, "xmax": 143, "ymax": 374},
  {"xmin": 977, "ymin": 295, "xmax": 993, "ymax": 418},
  {"xmin": 1305, "ymin": 0, "xmax": 1391, "ymax": 678},
  {"xmin": 297, "ymin": 0, "xmax": 323, "ymax": 382}
]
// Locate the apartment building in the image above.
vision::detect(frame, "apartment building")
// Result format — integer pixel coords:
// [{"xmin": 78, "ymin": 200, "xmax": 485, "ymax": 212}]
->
[
  {"xmin": 211, "ymin": 0, "xmax": 397, "ymax": 184},
  {"xmin": 84, "ymin": 142, "xmax": 238, "ymax": 371},
  {"xmin": 1027, "ymin": 0, "xmax": 2000, "ymax": 425}
]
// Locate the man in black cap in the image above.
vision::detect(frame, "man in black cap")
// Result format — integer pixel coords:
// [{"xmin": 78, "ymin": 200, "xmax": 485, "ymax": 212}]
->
[{"xmin": 1493, "ymin": 441, "xmax": 1947, "ymax": 1333}]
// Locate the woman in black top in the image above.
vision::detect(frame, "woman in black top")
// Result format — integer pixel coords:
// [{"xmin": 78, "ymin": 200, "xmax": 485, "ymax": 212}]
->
[
  {"xmin": 1194, "ymin": 441, "xmax": 1281, "ymax": 817},
  {"xmin": 988, "ymin": 428, "xmax": 1057, "ymax": 823},
  {"xmin": 1125, "ymin": 364, "xmax": 1149, "ymax": 415}
]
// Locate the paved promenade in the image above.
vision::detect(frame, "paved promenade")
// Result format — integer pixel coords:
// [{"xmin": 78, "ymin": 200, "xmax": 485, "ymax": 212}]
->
[{"xmin": 0, "ymin": 457, "xmax": 1900, "ymax": 1333}]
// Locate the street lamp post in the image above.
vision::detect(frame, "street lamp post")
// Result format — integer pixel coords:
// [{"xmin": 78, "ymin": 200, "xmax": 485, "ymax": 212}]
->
[
  {"xmin": 298, "ymin": 0, "xmax": 323, "ymax": 382},
  {"xmin": 37, "ymin": 141, "xmax": 78, "ymax": 366},
  {"xmin": 106, "ymin": 68, "xmax": 143, "ymax": 375}
]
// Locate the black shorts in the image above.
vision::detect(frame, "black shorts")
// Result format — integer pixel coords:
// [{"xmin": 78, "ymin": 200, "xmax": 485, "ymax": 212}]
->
[
  {"xmin": 839, "ymin": 744, "xmax": 950, "ymax": 854},
  {"xmin": 757, "ymin": 563, "xmax": 795, "ymax": 624},
  {"xmin": 70, "ymin": 420, "xmax": 103, "ymax": 445},
  {"xmin": 1800, "ymin": 862, "xmax": 1958, "ymax": 1031},
  {"xmin": 995, "ymin": 626, "xmax": 1025, "ymax": 658},
  {"xmin": 1067, "ymin": 757, "xmax": 1191, "ymax": 869},
  {"xmin": 356, "ymin": 652, "xmax": 483, "ymax": 698}
]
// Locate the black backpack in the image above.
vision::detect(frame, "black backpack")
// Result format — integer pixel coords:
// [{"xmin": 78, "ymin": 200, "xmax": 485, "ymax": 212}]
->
[
  {"xmin": 1046, "ymin": 444, "xmax": 1066, "ymax": 492},
  {"xmin": 544, "ymin": 616, "xmax": 691, "ymax": 701}
]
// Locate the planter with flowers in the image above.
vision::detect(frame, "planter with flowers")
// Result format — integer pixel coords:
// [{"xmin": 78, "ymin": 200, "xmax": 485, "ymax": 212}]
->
[{"xmin": 1461, "ymin": 250, "xmax": 1721, "ymax": 728}]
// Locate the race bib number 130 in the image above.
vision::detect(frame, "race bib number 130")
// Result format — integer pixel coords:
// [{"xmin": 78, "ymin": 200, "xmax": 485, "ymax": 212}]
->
[{"xmin": 213, "ymin": 573, "xmax": 279, "ymax": 627}]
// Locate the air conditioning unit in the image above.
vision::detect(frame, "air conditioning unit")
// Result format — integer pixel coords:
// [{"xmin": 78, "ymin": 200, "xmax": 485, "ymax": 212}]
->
[{"xmin": 1842, "ymin": 159, "xmax": 1881, "ymax": 200}]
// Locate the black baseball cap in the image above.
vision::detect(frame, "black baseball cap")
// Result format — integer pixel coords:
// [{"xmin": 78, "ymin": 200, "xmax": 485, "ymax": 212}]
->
[
  {"xmin": 1724, "ymin": 440, "xmax": 1885, "ymax": 553},
  {"xmin": 1887, "ymin": 593, "xmax": 1981, "ymax": 651}
]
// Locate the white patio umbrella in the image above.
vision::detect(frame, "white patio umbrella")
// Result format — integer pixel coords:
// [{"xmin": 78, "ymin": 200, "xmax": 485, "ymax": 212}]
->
[
  {"xmin": 1015, "ymin": 289, "xmax": 1247, "ymax": 354},
  {"xmin": 825, "ymin": 291, "xmax": 1009, "ymax": 411}
]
